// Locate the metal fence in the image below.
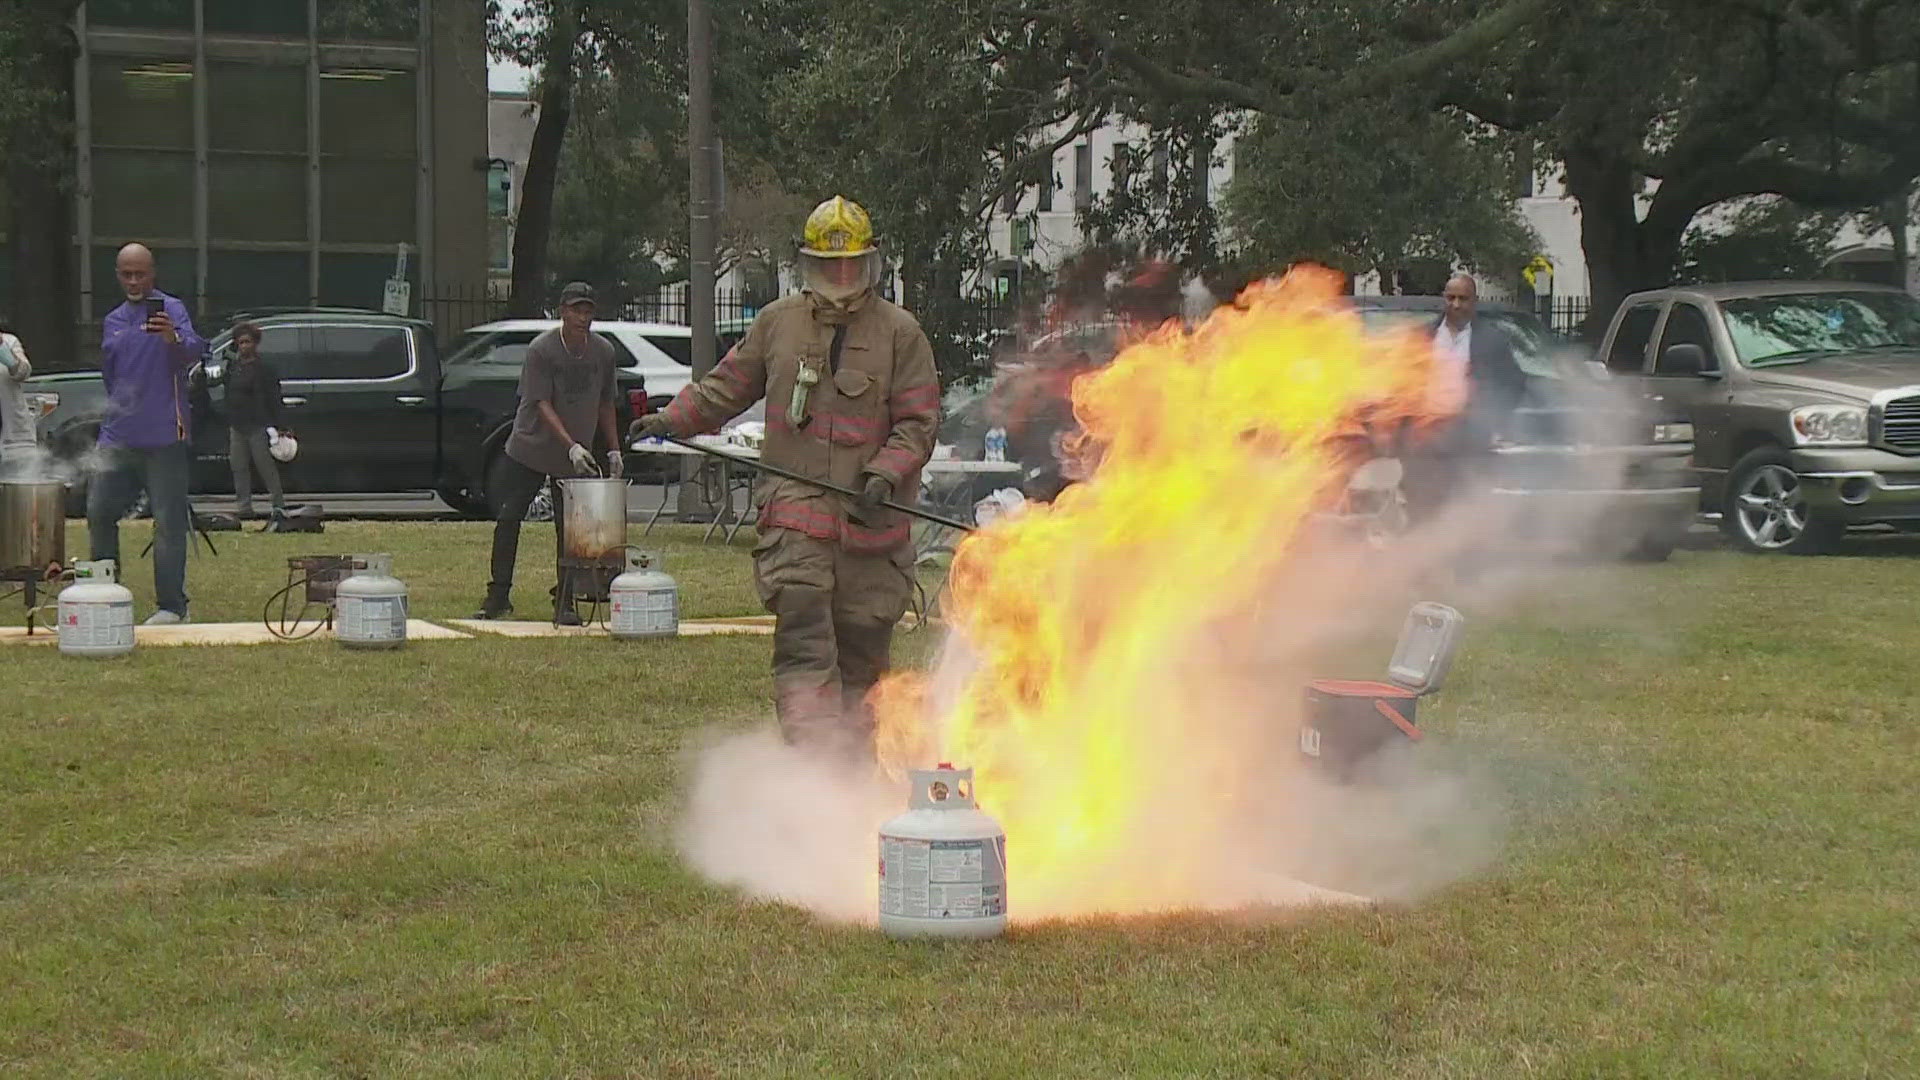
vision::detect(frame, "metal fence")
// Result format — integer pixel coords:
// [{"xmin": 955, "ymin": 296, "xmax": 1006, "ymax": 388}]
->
[{"xmin": 1542, "ymin": 296, "xmax": 1592, "ymax": 337}]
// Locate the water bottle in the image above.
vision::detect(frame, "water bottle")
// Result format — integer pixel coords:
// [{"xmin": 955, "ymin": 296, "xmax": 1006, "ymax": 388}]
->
[{"xmin": 985, "ymin": 426, "xmax": 1007, "ymax": 463}]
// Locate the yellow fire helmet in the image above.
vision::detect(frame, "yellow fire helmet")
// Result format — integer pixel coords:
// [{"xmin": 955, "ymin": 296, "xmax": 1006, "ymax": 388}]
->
[
  {"xmin": 799, "ymin": 196, "xmax": 875, "ymax": 258},
  {"xmin": 798, "ymin": 196, "xmax": 880, "ymax": 304}
]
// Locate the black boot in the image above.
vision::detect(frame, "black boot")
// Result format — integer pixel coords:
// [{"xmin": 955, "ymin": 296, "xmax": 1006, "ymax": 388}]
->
[
  {"xmin": 474, "ymin": 586, "xmax": 512, "ymax": 620},
  {"xmin": 553, "ymin": 602, "xmax": 583, "ymax": 627}
]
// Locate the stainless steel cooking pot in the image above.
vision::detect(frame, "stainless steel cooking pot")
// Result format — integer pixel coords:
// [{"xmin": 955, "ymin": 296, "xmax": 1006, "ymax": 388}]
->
[
  {"xmin": 0, "ymin": 480, "xmax": 65, "ymax": 574},
  {"xmin": 557, "ymin": 477, "xmax": 629, "ymax": 561}
]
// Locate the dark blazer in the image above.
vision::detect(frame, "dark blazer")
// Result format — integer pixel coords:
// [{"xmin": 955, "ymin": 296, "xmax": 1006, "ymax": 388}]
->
[
  {"xmin": 1432, "ymin": 316, "xmax": 1529, "ymax": 442},
  {"xmin": 217, "ymin": 357, "xmax": 283, "ymax": 431}
]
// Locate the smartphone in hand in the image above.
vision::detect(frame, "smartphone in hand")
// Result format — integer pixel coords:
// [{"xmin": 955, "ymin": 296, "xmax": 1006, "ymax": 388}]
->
[{"xmin": 144, "ymin": 295, "xmax": 166, "ymax": 333}]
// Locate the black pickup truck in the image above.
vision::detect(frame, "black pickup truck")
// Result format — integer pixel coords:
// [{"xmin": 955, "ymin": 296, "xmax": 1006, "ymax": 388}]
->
[{"xmin": 28, "ymin": 310, "xmax": 652, "ymax": 518}]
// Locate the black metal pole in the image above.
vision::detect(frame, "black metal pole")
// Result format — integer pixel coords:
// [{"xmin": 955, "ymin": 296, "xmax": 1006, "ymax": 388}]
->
[{"xmin": 662, "ymin": 437, "xmax": 976, "ymax": 533}]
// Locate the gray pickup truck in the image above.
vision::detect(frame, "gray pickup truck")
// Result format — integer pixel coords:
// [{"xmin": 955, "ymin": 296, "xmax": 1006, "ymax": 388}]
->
[{"xmin": 1595, "ymin": 281, "xmax": 1920, "ymax": 553}]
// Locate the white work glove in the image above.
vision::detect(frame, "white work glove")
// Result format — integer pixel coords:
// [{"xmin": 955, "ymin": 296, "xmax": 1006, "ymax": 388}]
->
[
  {"xmin": 567, "ymin": 442, "xmax": 598, "ymax": 475},
  {"xmin": 605, "ymin": 450, "xmax": 625, "ymax": 478}
]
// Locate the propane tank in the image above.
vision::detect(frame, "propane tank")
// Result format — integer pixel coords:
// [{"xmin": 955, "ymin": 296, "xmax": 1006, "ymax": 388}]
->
[
  {"xmin": 878, "ymin": 763, "xmax": 1007, "ymax": 940},
  {"xmin": 608, "ymin": 549, "xmax": 678, "ymax": 639},
  {"xmin": 57, "ymin": 559, "xmax": 135, "ymax": 658},
  {"xmin": 335, "ymin": 553, "xmax": 408, "ymax": 649}
]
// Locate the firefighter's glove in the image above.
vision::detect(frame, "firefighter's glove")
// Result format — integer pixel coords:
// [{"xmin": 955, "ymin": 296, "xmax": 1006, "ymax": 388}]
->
[
  {"xmin": 567, "ymin": 442, "xmax": 598, "ymax": 476},
  {"xmin": 855, "ymin": 474, "xmax": 892, "ymax": 512},
  {"xmin": 605, "ymin": 450, "xmax": 625, "ymax": 478},
  {"xmin": 628, "ymin": 413, "xmax": 674, "ymax": 443}
]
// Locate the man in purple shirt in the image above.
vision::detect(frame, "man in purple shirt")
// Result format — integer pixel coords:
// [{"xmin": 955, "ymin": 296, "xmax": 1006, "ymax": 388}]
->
[{"xmin": 89, "ymin": 243, "xmax": 206, "ymax": 624}]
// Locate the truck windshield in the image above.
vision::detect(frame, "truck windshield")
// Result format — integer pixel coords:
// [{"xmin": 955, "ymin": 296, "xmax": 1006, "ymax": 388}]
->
[{"xmin": 1722, "ymin": 291, "xmax": 1920, "ymax": 367}]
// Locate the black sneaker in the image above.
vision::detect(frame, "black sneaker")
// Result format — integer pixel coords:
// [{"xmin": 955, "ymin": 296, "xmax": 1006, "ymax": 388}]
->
[
  {"xmin": 553, "ymin": 606, "xmax": 583, "ymax": 627},
  {"xmin": 474, "ymin": 589, "xmax": 513, "ymax": 620}
]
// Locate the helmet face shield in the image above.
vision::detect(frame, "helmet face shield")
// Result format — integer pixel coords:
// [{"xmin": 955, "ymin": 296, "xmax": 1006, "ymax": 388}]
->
[{"xmin": 800, "ymin": 249, "xmax": 879, "ymax": 303}]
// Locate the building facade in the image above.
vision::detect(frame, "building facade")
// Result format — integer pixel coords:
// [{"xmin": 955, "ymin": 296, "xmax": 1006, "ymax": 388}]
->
[{"xmin": 73, "ymin": 0, "xmax": 488, "ymax": 333}]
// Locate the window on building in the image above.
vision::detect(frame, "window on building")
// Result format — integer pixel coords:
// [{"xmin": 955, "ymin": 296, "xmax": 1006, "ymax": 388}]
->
[
  {"xmin": 209, "ymin": 62, "xmax": 306, "ymax": 153},
  {"xmin": 1110, "ymin": 142, "xmax": 1133, "ymax": 194},
  {"xmin": 205, "ymin": 250, "xmax": 311, "ymax": 317},
  {"xmin": 1037, "ymin": 158, "xmax": 1054, "ymax": 212},
  {"xmin": 1514, "ymin": 141, "xmax": 1537, "ymax": 199},
  {"xmin": 317, "ymin": 0, "xmax": 419, "ymax": 41},
  {"xmin": 320, "ymin": 68, "xmax": 415, "ymax": 157},
  {"xmin": 91, "ymin": 61, "xmax": 195, "ymax": 149},
  {"xmin": 319, "ymin": 67, "xmax": 417, "ymax": 245},
  {"xmin": 1074, "ymin": 142, "xmax": 1092, "ymax": 210},
  {"xmin": 209, "ymin": 156, "xmax": 308, "ymax": 242},
  {"xmin": 87, "ymin": 0, "xmax": 193, "ymax": 31},
  {"xmin": 204, "ymin": 0, "xmax": 309, "ymax": 36},
  {"xmin": 1152, "ymin": 142, "xmax": 1169, "ymax": 199},
  {"xmin": 92, "ymin": 150, "xmax": 195, "ymax": 240},
  {"xmin": 1191, "ymin": 141, "xmax": 1211, "ymax": 207},
  {"xmin": 1606, "ymin": 304, "xmax": 1662, "ymax": 374},
  {"xmin": 1001, "ymin": 184, "xmax": 1020, "ymax": 216},
  {"xmin": 318, "ymin": 253, "xmax": 414, "ymax": 310}
]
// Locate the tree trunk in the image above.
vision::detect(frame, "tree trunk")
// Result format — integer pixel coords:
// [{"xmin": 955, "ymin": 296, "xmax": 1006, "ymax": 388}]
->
[
  {"xmin": 5, "ymin": 15, "xmax": 80, "ymax": 369},
  {"xmin": 506, "ymin": 5, "xmax": 580, "ymax": 319},
  {"xmin": 1561, "ymin": 148, "xmax": 1685, "ymax": 340}
]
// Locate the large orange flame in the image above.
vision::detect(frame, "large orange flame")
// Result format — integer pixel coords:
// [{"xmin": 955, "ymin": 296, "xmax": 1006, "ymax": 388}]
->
[{"xmin": 873, "ymin": 266, "xmax": 1458, "ymax": 917}]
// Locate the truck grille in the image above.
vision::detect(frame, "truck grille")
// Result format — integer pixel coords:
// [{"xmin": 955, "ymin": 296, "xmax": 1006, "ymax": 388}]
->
[{"xmin": 1883, "ymin": 395, "xmax": 1920, "ymax": 452}]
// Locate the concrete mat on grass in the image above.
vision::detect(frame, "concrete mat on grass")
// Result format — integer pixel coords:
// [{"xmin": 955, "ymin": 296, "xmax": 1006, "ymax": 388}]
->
[
  {"xmin": 446, "ymin": 618, "xmax": 775, "ymax": 638},
  {"xmin": 0, "ymin": 620, "xmax": 469, "ymax": 647}
]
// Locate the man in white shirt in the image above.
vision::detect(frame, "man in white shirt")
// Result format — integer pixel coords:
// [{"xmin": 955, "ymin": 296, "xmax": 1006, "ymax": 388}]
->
[
  {"xmin": 1403, "ymin": 273, "xmax": 1528, "ymax": 518},
  {"xmin": 0, "ymin": 314, "xmax": 39, "ymax": 473}
]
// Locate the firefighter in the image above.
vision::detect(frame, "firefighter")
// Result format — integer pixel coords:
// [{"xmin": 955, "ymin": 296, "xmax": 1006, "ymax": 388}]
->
[{"xmin": 630, "ymin": 196, "xmax": 941, "ymax": 759}]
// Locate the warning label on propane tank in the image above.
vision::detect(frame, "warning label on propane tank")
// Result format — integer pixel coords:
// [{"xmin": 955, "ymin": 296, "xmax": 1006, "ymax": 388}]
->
[
  {"xmin": 339, "ymin": 596, "xmax": 407, "ymax": 641},
  {"xmin": 879, "ymin": 836, "xmax": 1006, "ymax": 919},
  {"xmin": 61, "ymin": 601, "xmax": 134, "ymax": 648}
]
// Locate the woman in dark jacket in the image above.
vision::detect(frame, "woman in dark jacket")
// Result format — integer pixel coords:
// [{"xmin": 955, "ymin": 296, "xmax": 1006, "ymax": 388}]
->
[{"xmin": 216, "ymin": 322, "xmax": 288, "ymax": 519}]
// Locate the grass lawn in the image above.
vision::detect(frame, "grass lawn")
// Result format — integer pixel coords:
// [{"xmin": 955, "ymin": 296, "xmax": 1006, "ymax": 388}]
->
[{"xmin": 4, "ymin": 524, "xmax": 1919, "ymax": 1076}]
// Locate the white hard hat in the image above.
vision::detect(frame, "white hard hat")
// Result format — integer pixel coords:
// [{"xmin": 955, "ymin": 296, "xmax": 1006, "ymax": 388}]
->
[{"xmin": 268, "ymin": 433, "xmax": 298, "ymax": 463}]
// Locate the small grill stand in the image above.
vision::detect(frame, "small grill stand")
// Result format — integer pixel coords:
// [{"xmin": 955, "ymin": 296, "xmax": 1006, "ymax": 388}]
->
[
  {"xmin": 1300, "ymin": 601, "xmax": 1465, "ymax": 780},
  {"xmin": 3, "ymin": 564, "xmax": 68, "ymax": 635},
  {"xmin": 263, "ymin": 555, "xmax": 357, "ymax": 640},
  {"xmin": 557, "ymin": 554, "xmax": 623, "ymax": 626}
]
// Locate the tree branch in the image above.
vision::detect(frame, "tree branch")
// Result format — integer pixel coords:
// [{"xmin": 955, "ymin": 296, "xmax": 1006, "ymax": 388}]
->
[{"xmin": 968, "ymin": 108, "xmax": 1109, "ymax": 220}]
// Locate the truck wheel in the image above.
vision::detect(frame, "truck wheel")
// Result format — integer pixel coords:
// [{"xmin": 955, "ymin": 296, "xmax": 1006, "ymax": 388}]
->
[{"xmin": 1721, "ymin": 446, "xmax": 1841, "ymax": 555}]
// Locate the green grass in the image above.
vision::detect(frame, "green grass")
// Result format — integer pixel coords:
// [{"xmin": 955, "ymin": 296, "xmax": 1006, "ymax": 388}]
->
[
  {"xmin": 2, "ymin": 520, "xmax": 770, "ymax": 626},
  {"xmin": 5, "ymin": 529, "xmax": 1920, "ymax": 1076}
]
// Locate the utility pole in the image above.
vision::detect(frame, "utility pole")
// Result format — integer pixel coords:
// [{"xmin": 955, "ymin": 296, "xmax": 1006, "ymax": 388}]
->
[{"xmin": 678, "ymin": 0, "xmax": 721, "ymax": 519}]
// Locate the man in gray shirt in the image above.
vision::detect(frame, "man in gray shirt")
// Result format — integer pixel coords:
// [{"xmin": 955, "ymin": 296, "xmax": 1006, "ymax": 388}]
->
[{"xmin": 475, "ymin": 281, "xmax": 623, "ymax": 624}]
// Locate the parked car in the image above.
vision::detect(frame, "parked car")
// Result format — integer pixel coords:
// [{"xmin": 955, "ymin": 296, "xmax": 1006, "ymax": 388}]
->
[
  {"xmin": 1593, "ymin": 281, "xmax": 1920, "ymax": 554},
  {"xmin": 1351, "ymin": 296, "xmax": 1697, "ymax": 559},
  {"xmin": 29, "ymin": 310, "xmax": 655, "ymax": 518}
]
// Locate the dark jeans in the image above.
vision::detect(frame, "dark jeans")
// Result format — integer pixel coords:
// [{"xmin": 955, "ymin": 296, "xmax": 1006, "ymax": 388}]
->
[
  {"xmin": 229, "ymin": 426, "xmax": 285, "ymax": 513},
  {"xmin": 88, "ymin": 441, "xmax": 191, "ymax": 616},
  {"xmin": 487, "ymin": 455, "xmax": 568, "ymax": 600}
]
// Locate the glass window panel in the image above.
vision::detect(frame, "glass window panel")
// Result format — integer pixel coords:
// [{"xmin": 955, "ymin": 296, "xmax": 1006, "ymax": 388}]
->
[
  {"xmin": 318, "ymin": 253, "xmax": 416, "ymax": 311},
  {"xmin": 91, "ymin": 244, "xmax": 196, "ymax": 320},
  {"xmin": 208, "ymin": 62, "xmax": 307, "ymax": 153},
  {"xmin": 91, "ymin": 62, "xmax": 195, "ymax": 149},
  {"xmin": 317, "ymin": 0, "xmax": 420, "ymax": 42},
  {"xmin": 92, "ymin": 150, "xmax": 194, "ymax": 240},
  {"xmin": 316, "ymin": 326, "xmax": 412, "ymax": 379},
  {"xmin": 204, "ymin": 0, "xmax": 310, "ymax": 36},
  {"xmin": 205, "ymin": 250, "xmax": 312, "ymax": 321},
  {"xmin": 86, "ymin": 0, "xmax": 194, "ymax": 31},
  {"xmin": 319, "ymin": 69, "xmax": 415, "ymax": 157},
  {"xmin": 210, "ymin": 154, "xmax": 309, "ymax": 242},
  {"xmin": 320, "ymin": 160, "xmax": 416, "ymax": 244}
]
